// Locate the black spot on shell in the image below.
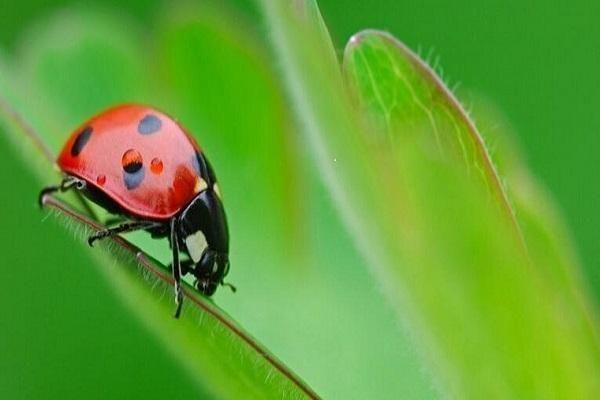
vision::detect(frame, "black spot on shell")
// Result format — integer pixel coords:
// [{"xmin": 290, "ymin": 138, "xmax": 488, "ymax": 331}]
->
[
  {"xmin": 138, "ymin": 114, "xmax": 162, "ymax": 135},
  {"xmin": 123, "ymin": 168, "xmax": 145, "ymax": 190},
  {"xmin": 123, "ymin": 160, "xmax": 143, "ymax": 173},
  {"xmin": 70, "ymin": 126, "xmax": 93, "ymax": 156},
  {"xmin": 122, "ymin": 149, "xmax": 143, "ymax": 173}
]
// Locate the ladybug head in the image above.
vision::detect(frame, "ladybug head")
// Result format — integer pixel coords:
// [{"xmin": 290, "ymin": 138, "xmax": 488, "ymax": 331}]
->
[
  {"xmin": 195, "ymin": 251, "xmax": 231, "ymax": 296},
  {"xmin": 178, "ymin": 189, "xmax": 231, "ymax": 297}
]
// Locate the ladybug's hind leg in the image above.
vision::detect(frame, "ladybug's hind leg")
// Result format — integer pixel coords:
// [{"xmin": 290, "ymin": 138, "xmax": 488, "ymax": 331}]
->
[
  {"xmin": 88, "ymin": 220, "xmax": 161, "ymax": 247},
  {"xmin": 39, "ymin": 175, "xmax": 86, "ymax": 207}
]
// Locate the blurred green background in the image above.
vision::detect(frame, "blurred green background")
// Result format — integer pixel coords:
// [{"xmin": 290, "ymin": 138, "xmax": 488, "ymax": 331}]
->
[{"xmin": 1, "ymin": 1, "xmax": 598, "ymax": 399}]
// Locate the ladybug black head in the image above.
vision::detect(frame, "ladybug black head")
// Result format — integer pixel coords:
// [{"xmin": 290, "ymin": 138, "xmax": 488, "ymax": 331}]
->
[
  {"xmin": 195, "ymin": 251, "xmax": 230, "ymax": 296},
  {"xmin": 178, "ymin": 189, "xmax": 230, "ymax": 296}
]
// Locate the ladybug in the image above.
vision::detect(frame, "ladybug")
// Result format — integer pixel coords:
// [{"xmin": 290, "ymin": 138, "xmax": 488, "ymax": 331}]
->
[{"xmin": 39, "ymin": 104, "xmax": 233, "ymax": 318}]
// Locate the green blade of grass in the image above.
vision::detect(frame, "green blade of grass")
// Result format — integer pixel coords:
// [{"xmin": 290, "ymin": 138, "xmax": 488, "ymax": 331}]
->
[
  {"xmin": 41, "ymin": 195, "xmax": 320, "ymax": 400},
  {"xmin": 261, "ymin": 2, "xmax": 600, "ymax": 397}
]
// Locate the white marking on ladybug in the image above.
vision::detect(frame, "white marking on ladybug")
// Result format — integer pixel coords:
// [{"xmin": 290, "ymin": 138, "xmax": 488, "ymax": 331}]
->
[
  {"xmin": 186, "ymin": 230, "xmax": 208, "ymax": 263},
  {"xmin": 194, "ymin": 177, "xmax": 207, "ymax": 194}
]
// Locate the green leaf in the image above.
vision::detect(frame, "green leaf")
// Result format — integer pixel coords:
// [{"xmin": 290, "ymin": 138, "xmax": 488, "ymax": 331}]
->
[
  {"xmin": 38, "ymin": 195, "xmax": 319, "ymax": 400},
  {"xmin": 343, "ymin": 30, "xmax": 522, "ymax": 241},
  {"xmin": 471, "ymin": 96, "xmax": 590, "ymax": 286},
  {"xmin": 260, "ymin": 2, "xmax": 600, "ymax": 398},
  {"xmin": 472, "ymin": 95, "xmax": 600, "ymax": 370}
]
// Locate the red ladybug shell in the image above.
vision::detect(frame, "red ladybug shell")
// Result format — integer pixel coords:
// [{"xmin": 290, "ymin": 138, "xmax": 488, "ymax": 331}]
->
[{"xmin": 57, "ymin": 104, "xmax": 209, "ymax": 221}]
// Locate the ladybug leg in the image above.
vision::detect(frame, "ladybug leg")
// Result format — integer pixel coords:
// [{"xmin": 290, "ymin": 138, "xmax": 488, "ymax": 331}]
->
[
  {"xmin": 221, "ymin": 281, "xmax": 237, "ymax": 293},
  {"xmin": 170, "ymin": 218, "xmax": 184, "ymax": 318},
  {"xmin": 38, "ymin": 175, "xmax": 86, "ymax": 207},
  {"xmin": 39, "ymin": 184, "xmax": 61, "ymax": 207},
  {"xmin": 87, "ymin": 220, "xmax": 160, "ymax": 247},
  {"xmin": 169, "ymin": 259, "xmax": 194, "ymax": 276},
  {"xmin": 220, "ymin": 260, "xmax": 236, "ymax": 292}
]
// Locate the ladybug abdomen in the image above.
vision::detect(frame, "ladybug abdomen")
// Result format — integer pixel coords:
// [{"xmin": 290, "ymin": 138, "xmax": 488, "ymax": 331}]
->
[{"xmin": 57, "ymin": 104, "xmax": 211, "ymax": 220}]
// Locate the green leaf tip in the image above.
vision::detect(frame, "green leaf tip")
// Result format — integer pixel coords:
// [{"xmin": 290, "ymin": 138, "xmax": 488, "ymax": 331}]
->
[{"xmin": 343, "ymin": 29, "xmax": 523, "ymax": 244}]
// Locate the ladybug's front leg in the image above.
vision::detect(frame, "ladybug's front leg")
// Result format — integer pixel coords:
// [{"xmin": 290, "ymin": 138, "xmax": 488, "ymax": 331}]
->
[
  {"xmin": 169, "ymin": 259, "xmax": 194, "ymax": 276},
  {"xmin": 170, "ymin": 218, "xmax": 184, "ymax": 318},
  {"xmin": 39, "ymin": 175, "xmax": 86, "ymax": 207}
]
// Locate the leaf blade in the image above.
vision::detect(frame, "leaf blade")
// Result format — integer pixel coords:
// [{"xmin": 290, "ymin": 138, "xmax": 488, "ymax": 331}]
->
[
  {"xmin": 39, "ymin": 195, "xmax": 319, "ymax": 400},
  {"xmin": 342, "ymin": 29, "xmax": 600, "ymax": 398},
  {"xmin": 343, "ymin": 30, "xmax": 523, "ymax": 243},
  {"xmin": 261, "ymin": 2, "xmax": 600, "ymax": 397}
]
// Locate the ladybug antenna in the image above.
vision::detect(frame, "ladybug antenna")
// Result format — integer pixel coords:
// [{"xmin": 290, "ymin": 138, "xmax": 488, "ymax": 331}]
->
[{"xmin": 221, "ymin": 281, "xmax": 237, "ymax": 293}]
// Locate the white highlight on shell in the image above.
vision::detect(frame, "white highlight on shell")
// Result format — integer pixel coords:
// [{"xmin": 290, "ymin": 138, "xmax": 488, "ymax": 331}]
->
[{"xmin": 194, "ymin": 177, "xmax": 208, "ymax": 194}]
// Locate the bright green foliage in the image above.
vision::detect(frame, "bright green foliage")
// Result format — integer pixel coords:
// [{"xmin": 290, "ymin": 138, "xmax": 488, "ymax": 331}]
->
[
  {"xmin": 0, "ymin": 3, "xmax": 435, "ymax": 399},
  {"xmin": 343, "ymin": 31, "xmax": 519, "ymax": 235},
  {"xmin": 1, "ymin": 1, "xmax": 599, "ymax": 399},
  {"xmin": 260, "ymin": 1, "xmax": 600, "ymax": 398}
]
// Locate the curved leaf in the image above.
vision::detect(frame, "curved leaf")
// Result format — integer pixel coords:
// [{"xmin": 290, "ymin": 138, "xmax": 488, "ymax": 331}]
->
[
  {"xmin": 472, "ymin": 96, "xmax": 600, "ymax": 356},
  {"xmin": 260, "ymin": 2, "xmax": 600, "ymax": 398},
  {"xmin": 39, "ymin": 194, "xmax": 320, "ymax": 400},
  {"xmin": 343, "ymin": 30, "xmax": 522, "ymax": 243},
  {"xmin": 341, "ymin": 28, "xmax": 600, "ymax": 399}
]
